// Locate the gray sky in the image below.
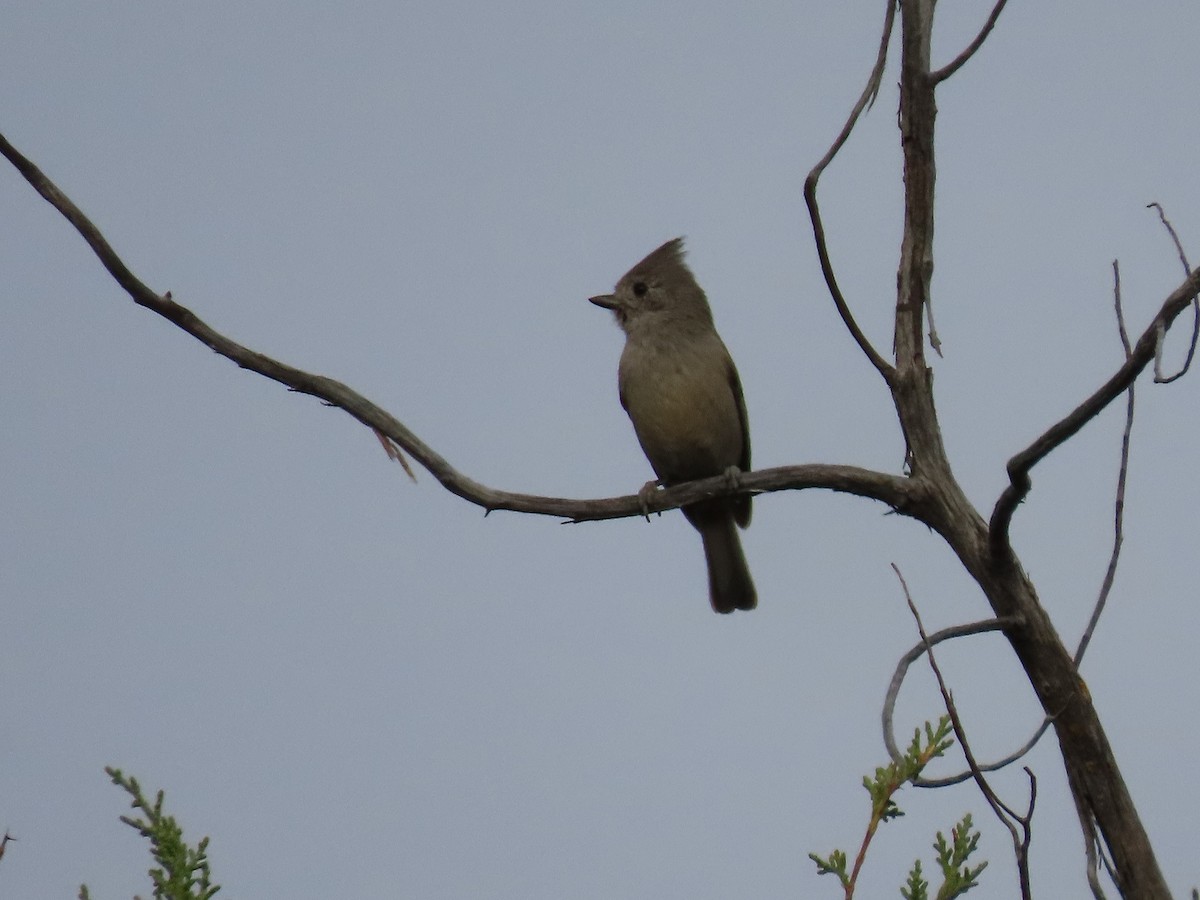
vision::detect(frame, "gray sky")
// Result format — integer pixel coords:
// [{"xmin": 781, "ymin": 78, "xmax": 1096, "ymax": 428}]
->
[{"xmin": 2, "ymin": 2, "xmax": 1198, "ymax": 897}]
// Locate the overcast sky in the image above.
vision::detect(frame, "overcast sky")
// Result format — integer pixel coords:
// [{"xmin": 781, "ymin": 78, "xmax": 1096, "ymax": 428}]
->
[{"xmin": 2, "ymin": 3, "xmax": 1198, "ymax": 898}]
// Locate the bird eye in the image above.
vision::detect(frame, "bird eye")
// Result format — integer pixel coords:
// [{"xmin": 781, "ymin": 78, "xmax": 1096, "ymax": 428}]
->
[{"xmin": 632, "ymin": 281, "xmax": 648, "ymax": 297}]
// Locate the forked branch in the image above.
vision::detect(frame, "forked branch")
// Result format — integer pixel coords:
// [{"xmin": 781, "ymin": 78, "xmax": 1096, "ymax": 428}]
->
[{"xmin": 988, "ymin": 265, "xmax": 1200, "ymax": 557}]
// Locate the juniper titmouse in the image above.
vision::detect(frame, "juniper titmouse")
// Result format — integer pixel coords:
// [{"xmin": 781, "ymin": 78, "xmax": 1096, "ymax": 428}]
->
[{"xmin": 590, "ymin": 238, "xmax": 756, "ymax": 614}]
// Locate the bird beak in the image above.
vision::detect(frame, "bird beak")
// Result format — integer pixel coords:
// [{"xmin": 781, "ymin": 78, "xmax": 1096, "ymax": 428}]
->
[{"xmin": 589, "ymin": 294, "xmax": 618, "ymax": 310}]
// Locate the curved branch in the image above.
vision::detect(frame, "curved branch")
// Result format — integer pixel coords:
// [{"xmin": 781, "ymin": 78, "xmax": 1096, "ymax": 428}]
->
[
  {"xmin": 880, "ymin": 614, "xmax": 1057, "ymax": 789},
  {"xmin": 917, "ymin": 720, "xmax": 1053, "ymax": 791},
  {"xmin": 802, "ymin": 0, "xmax": 896, "ymax": 382},
  {"xmin": 989, "ymin": 264, "xmax": 1200, "ymax": 557},
  {"xmin": 1147, "ymin": 202, "xmax": 1200, "ymax": 383},
  {"xmin": 930, "ymin": 0, "xmax": 1010, "ymax": 84},
  {"xmin": 894, "ymin": 565, "xmax": 1033, "ymax": 900},
  {"xmin": 0, "ymin": 130, "xmax": 927, "ymax": 526}
]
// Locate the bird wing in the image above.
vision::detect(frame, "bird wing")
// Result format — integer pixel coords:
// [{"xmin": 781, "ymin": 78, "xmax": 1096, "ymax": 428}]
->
[{"xmin": 727, "ymin": 356, "xmax": 750, "ymax": 474}]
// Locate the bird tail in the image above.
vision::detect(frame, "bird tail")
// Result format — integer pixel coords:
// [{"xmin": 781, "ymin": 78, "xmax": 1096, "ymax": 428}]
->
[{"xmin": 694, "ymin": 510, "xmax": 757, "ymax": 614}]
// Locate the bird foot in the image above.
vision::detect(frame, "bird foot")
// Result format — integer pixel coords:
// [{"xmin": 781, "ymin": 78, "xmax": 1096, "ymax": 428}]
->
[
  {"xmin": 637, "ymin": 479, "xmax": 661, "ymax": 521},
  {"xmin": 722, "ymin": 465, "xmax": 743, "ymax": 493}
]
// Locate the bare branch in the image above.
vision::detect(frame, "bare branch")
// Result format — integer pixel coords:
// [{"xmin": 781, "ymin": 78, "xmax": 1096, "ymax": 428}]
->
[
  {"xmin": 1148, "ymin": 202, "xmax": 1191, "ymax": 273},
  {"xmin": 802, "ymin": 0, "xmax": 896, "ymax": 382},
  {"xmin": 0, "ymin": 831, "xmax": 15, "ymax": 863},
  {"xmin": 1074, "ymin": 262, "xmax": 1135, "ymax": 667},
  {"xmin": 989, "ymin": 263, "xmax": 1200, "ymax": 557},
  {"xmin": 883, "ymin": 617, "xmax": 1010, "ymax": 762},
  {"xmin": 892, "ymin": 0, "xmax": 937, "ymax": 383},
  {"xmin": 880, "ymin": 613, "xmax": 1056, "ymax": 789},
  {"xmin": 917, "ymin": 720, "xmax": 1052, "ymax": 791},
  {"xmin": 805, "ymin": 0, "xmax": 895, "ymax": 187},
  {"xmin": 1017, "ymin": 768, "xmax": 1038, "ymax": 900},
  {"xmin": 893, "ymin": 566, "xmax": 1033, "ymax": 900},
  {"xmin": 1111, "ymin": 258, "xmax": 1135, "ymax": 368},
  {"xmin": 925, "ymin": 290, "xmax": 943, "ymax": 357},
  {"xmin": 884, "ymin": 5, "xmax": 1170, "ymax": 891},
  {"xmin": 930, "ymin": 0, "xmax": 1010, "ymax": 84},
  {"xmin": 0, "ymin": 130, "xmax": 924, "ymax": 527},
  {"xmin": 1147, "ymin": 202, "xmax": 1199, "ymax": 383},
  {"xmin": 1069, "ymin": 765, "xmax": 1112, "ymax": 900},
  {"xmin": 1058, "ymin": 271, "xmax": 1130, "ymax": 893}
]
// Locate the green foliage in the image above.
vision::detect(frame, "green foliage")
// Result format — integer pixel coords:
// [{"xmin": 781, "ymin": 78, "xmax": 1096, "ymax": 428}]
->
[
  {"xmin": 809, "ymin": 717, "xmax": 985, "ymax": 899},
  {"xmin": 79, "ymin": 767, "xmax": 220, "ymax": 900},
  {"xmin": 808, "ymin": 848, "xmax": 850, "ymax": 889},
  {"xmin": 901, "ymin": 859, "xmax": 928, "ymax": 900},
  {"xmin": 898, "ymin": 817, "xmax": 987, "ymax": 900},
  {"xmin": 931, "ymin": 814, "xmax": 986, "ymax": 900}
]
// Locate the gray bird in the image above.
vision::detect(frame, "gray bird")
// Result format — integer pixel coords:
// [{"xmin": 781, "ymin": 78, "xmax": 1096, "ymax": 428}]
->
[{"xmin": 590, "ymin": 238, "xmax": 756, "ymax": 613}]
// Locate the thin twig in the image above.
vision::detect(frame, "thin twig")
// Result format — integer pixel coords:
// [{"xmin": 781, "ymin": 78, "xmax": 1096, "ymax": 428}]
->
[
  {"xmin": 1074, "ymin": 262, "xmax": 1134, "ymax": 667},
  {"xmin": 1147, "ymin": 202, "xmax": 1199, "ymax": 382},
  {"xmin": 0, "ymin": 129, "xmax": 924, "ymax": 525},
  {"xmin": 0, "ymin": 831, "xmax": 15, "ymax": 863},
  {"xmin": 930, "ymin": 0, "xmax": 1010, "ymax": 84},
  {"xmin": 1069, "ymin": 764, "xmax": 1110, "ymax": 900},
  {"xmin": 802, "ymin": 0, "xmax": 897, "ymax": 382},
  {"xmin": 1016, "ymin": 768, "xmax": 1037, "ymax": 900},
  {"xmin": 925, "ymin": 289, "xmax": 943, "ymax": 357},
  {"xmin": 893, "ymin": 565, "xmax": 1033, "ymax": 900},
  {"xmin": 914, "ymin": 721, "xmax": 1050, "ymax": 790},
  {"xmin": 989, "ymin": 262, "xmax": 1200, "ymax": 557}
]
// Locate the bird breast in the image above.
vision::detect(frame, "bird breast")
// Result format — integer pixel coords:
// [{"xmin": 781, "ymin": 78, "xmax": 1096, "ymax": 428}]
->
[{"xmin": 617, "ymin": 334, "xmax": 743, "ymax": 484}]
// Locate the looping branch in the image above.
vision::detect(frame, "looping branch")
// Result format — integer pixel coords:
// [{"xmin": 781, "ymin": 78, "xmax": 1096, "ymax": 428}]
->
[
  {"xmin": 893, "ymin": 566, "xmax": 1035, "ymax": 899},
  {"xmin": 881, "ymin": 613, "xmax": 1047, "ymax": 789}
]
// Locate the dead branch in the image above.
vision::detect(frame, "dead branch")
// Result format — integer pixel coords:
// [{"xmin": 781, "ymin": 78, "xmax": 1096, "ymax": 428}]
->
[
  {"xmin": 0, "ymin": 130, "xmax": 920, "ymax": 527},
  {"xmin": 888, "ymin": 3, "xmax": 1174, "ymax": 894},
  {"xmin": 802, "ymin": 0, "xmax": 896, "ymax": 382},
  {"xmin": 879, "ymin": 615, "xmax": 1059, "ymax": 790},
  {"xmin": 0, "ymin": 831, "xmax": 14, "ymax": 863},
  {"xmin": 988, "ymin": 264, "xmax": 1200, "ymax": 559},
  {"xmin": 1147, "ymin": 202, "xmax": 1199, "ymax": 383},
  {"xmin": 1074, "ymin": 262, "xmax": 1136, "ymax": 666},
  {"xmin": 930, "ymin": 0, "xmax": 1010, "ymax": 84},
  {"xmin": 894, "ymin": 565, "xmax": 1033, "ymax": 900}
]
